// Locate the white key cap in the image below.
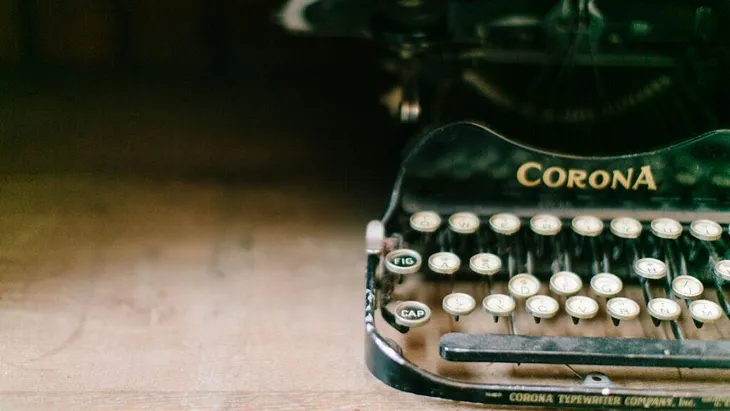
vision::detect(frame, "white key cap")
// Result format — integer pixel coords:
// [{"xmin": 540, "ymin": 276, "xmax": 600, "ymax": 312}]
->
[
  {"xmin": 442, "ymin": 293, "xmax": 477, "ymax": 316},
  {"xmin": 634, "ymin": 257, "xmax": 667, "ymax": 280},
  {"xmin": 565, "ymin": 296, "xmax": 599, "ymax": 320},
  {"xmin": 715, "ymin": 260, "xmax": 730, "ymax": 281},
  {"xmin": 394, "ymin": 301, "xmax": 432, "ymax": 327},
  {"xmin": 489, "ymin": 213, "xmax": 521, "ymax": 235},
  {"xmin": 689, "ymin": 219, "xmax": 723, "ymax": 241},
  {"xmin": 469, "ymin": 253, "xmax": 502, "ymax": 275},
  {"xmin": 410, "ymin": 211, "xmax": 442, "ymax": 233},
  {"xmin": 650, "ymin": 218, "xmax": 683, "ymax": 239},
  {"xmin": 571, "ymin": 215, "xmax": 604, "ymax": 237},
  {"xmin": 549, "ymin": 271, "xmax": 583, "ymax": 296},
  {"xmin": 482, "ymin": 294, "xmax": 516, "ymax": 317},
  {"xmin": 609, "ymin": 217, "xmax": 642, "ymax": 239},
  {"xmin": 384, "ymin": 249, "xmax": 422, "ymax": 275},
  {"xmin": 526, "ymin": 295, "xmax": 559, "ymax": 319},
  {"xmin": 448, "ymin": 212, "xmax": 480, "ymax": 234},
  {"xmin": 508, "ymin": 274, "xmax": 541, "ymax": 299},
  {"xmin": 606, "ymin": 297, "xmax": 641, "ymax": 321},
  {"xmin": 689, "ymin": 299, "xmax": 723, "ymax": 324},
  {"xmin": 590, "ymin": 273, "xmax": 623, "ymax": 298},
  {"xmin": 671, "ymin": 275, "xmax": 704, "ymax": 300},
  {"xmin": 530, "ymin": 214, "xmax": 562, "ymax": 236},
  {"xmin": 365, "ymin": 220, "xmax": 385, "ymax": 254},
  {"xmin": 428, "ymin": 252, "xmax": 461, "ymax": 275},
  {"xmin": 647, "ymin": 298, "xmax": 682, "ymax": 321}
]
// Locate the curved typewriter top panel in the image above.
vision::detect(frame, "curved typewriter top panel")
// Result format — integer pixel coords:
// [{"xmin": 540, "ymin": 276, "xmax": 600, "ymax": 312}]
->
[{"xmin": 393, "ymin": 122, "xmax": 730, "ymax": 222}]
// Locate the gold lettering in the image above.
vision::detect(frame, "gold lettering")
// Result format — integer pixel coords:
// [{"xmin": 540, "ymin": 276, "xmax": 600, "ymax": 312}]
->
[
  {"xmin": 567, "ymin": 169, "xmax": 587, "ymax": 189},
  {"xmin": 509, "ymin": 393, "xmax": 554, "ymax": 403},
  {"xmin": 632, "ymin": 165, "xmax": 657, "ymax": 191},
  {"xmin": 516, "ymin": 162, "xmax": 542, "ymax": 187},
  {"xmin": 703, "ymin": 397, "xmax": 730, "ymax": 407},
  {"xmin": 588, "ymin": 170, "xmax": 610, "ymax": 189},
  {"xmin": 515, "ymin": 163, "xmax": 657, "ymax": 191},
  {"xmin": 700, "ymin": 397, "xmax": 730, "ymax": 408},
  {"xmin": 543, "ymin": 167, "xmax": 567, "ymax": 188},
  {"xmin": 611, "ymin": 168, "xmax": 634, "ymax": 190},
  {"xmin": 557, "ymin": 394, "xmax": 620, "ymax": 405},
  {"xmin": 624, "ymin": 396, "xmax": 675, "ymax": 408}
]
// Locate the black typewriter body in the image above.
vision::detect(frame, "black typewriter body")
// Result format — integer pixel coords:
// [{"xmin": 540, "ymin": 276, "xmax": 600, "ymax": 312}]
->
[
  {"xmin": 365, "ymin": 123, "xmax": 730, "ymax": 408},
  {"xmin": 282, "ymin": 0, "xmax": 730, "ymax": 407}
]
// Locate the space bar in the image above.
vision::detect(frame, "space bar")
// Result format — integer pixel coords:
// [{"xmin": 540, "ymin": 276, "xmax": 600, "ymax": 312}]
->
[{"xmin": 440, "ymin": 333, "xmax": 730, "ymax": 368}]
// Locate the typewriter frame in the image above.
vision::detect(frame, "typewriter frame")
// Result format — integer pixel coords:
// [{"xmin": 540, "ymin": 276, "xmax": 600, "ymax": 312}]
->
[{"xmin": 365, "ymin": 121, "xmax": 730, "ymax": 409}]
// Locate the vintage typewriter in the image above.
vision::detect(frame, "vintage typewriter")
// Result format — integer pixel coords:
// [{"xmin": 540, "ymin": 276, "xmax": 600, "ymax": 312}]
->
[{"xmin": 282, "ymin": 0, "xmax": 730, "ymax": 407}]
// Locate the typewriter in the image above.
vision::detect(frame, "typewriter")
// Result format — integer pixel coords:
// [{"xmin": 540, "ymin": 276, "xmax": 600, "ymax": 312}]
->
[{"xmin": 283, "ymin": 0, "xmax": 730, "ymax": 407}]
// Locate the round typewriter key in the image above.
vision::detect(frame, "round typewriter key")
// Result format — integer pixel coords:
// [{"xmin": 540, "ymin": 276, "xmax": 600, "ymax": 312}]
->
[
  {"xmin": 508, "ymin": 274, "xmax": 541, "ymax": 299},
  {"xmin": 606, "ymin": 297, "xmax": 641, "ymax": 325},
  {"xmin": 442, "ymin": 293, "xmax": 477, "ymax": 318},
  {"xmin": 409, "ymin": 211, "xmax": 441, "ymax": 233},
  {"xmin": 394, "ymin": 301, "xmax": 432, "ymax": 328},
  {"xmin": 549, "ymin": 271, "xmax": 583, "ymax": 296},
  {"xmin": 650, "ymin": 218, "xmax": 683, "ymax": 239},
  {"xmin": 384, "ymin": 249, "xmax": 422, "ymax": 275},
  {"xmin": 714, "ymin": 260, "xmax": 730, "ymax": 282},
  {"xmin": 565, "ymin": 296, "xmax": 599, "ymax": 324},
  {"xmin": 633, "ymin": 257, "xmax": 667, "ymax": 280},
  {"xmin": 488, "ymin": 213, "xmax": 521, "ymax": 235},
  {"xmin": 526, "ymin": 295, "xmax": 559, "ymax": 322},
  {"xmin": 609, "ymin": 217, "xmax": 643, "ymax": 239},
  {"xmin": 647, "ymin": 298, "xmax": 682, "ymax": 322},
  {"xmin": 428, "ymin": 252, "xmax": 461, "ymax": 275},
  {"xmin": 571, "ymin": 215, "xmax": 604, "ymax": 237},
  {"xmin": 689, "ymin": 219, "xmax": 723, "ymax": 242},
  {"xmin": 482, "ymin": 294, "xmax": 516, "ymax": 321},
  {"xmin": 469, "ymin": 253, "xmax": 502, "ymax": 276},
  {"xmin": 448, "ymin": 212, "xmax": 480, "ymax": 234},
  {"xmin": 671, "ymin": 275, "xmax": 704, "ymax": 300},
  {"xmin": 530, "ymin": 214, "xmax": 562, "ymax": 236},
  {"xmin": 689, "ymin": 299, "xmax": 723, "ymax": 325},
  {"xmin": 590, "ymin": 273, "xmax": 623, "ymax": 298}
]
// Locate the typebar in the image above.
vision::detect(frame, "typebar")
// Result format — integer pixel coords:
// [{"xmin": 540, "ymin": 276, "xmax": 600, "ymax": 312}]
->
[{"xmin": 439, "ymin": 333, "xmax": 730, "ymax": 368}]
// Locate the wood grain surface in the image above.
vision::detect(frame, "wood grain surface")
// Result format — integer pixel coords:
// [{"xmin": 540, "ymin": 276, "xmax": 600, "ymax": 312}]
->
[{"xmin": 0, "ymin": 175, "xmax": 466, "ymax": 410}]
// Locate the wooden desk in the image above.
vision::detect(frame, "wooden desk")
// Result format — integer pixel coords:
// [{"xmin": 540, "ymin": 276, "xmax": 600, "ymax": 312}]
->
[{"xmin": 0, "ymin": 174, "xmax": 471, "ymax": 410}]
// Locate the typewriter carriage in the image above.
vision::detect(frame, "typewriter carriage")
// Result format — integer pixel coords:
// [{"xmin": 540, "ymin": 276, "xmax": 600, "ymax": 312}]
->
[{"xmin": 288, "ymin": 0, "xmax": 730, "ymax": 153}]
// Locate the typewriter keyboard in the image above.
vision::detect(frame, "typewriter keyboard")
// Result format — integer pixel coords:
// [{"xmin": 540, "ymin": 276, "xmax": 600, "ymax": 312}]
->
[{"xmin": 373, "ymin": 211, "xmax": 730, "ymax": 385}]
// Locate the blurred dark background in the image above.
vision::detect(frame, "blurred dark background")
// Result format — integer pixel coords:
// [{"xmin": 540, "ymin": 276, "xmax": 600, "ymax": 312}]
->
[{"xmin": 0, "ymin": 0, "xmax": 400, "ymax": 209}]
